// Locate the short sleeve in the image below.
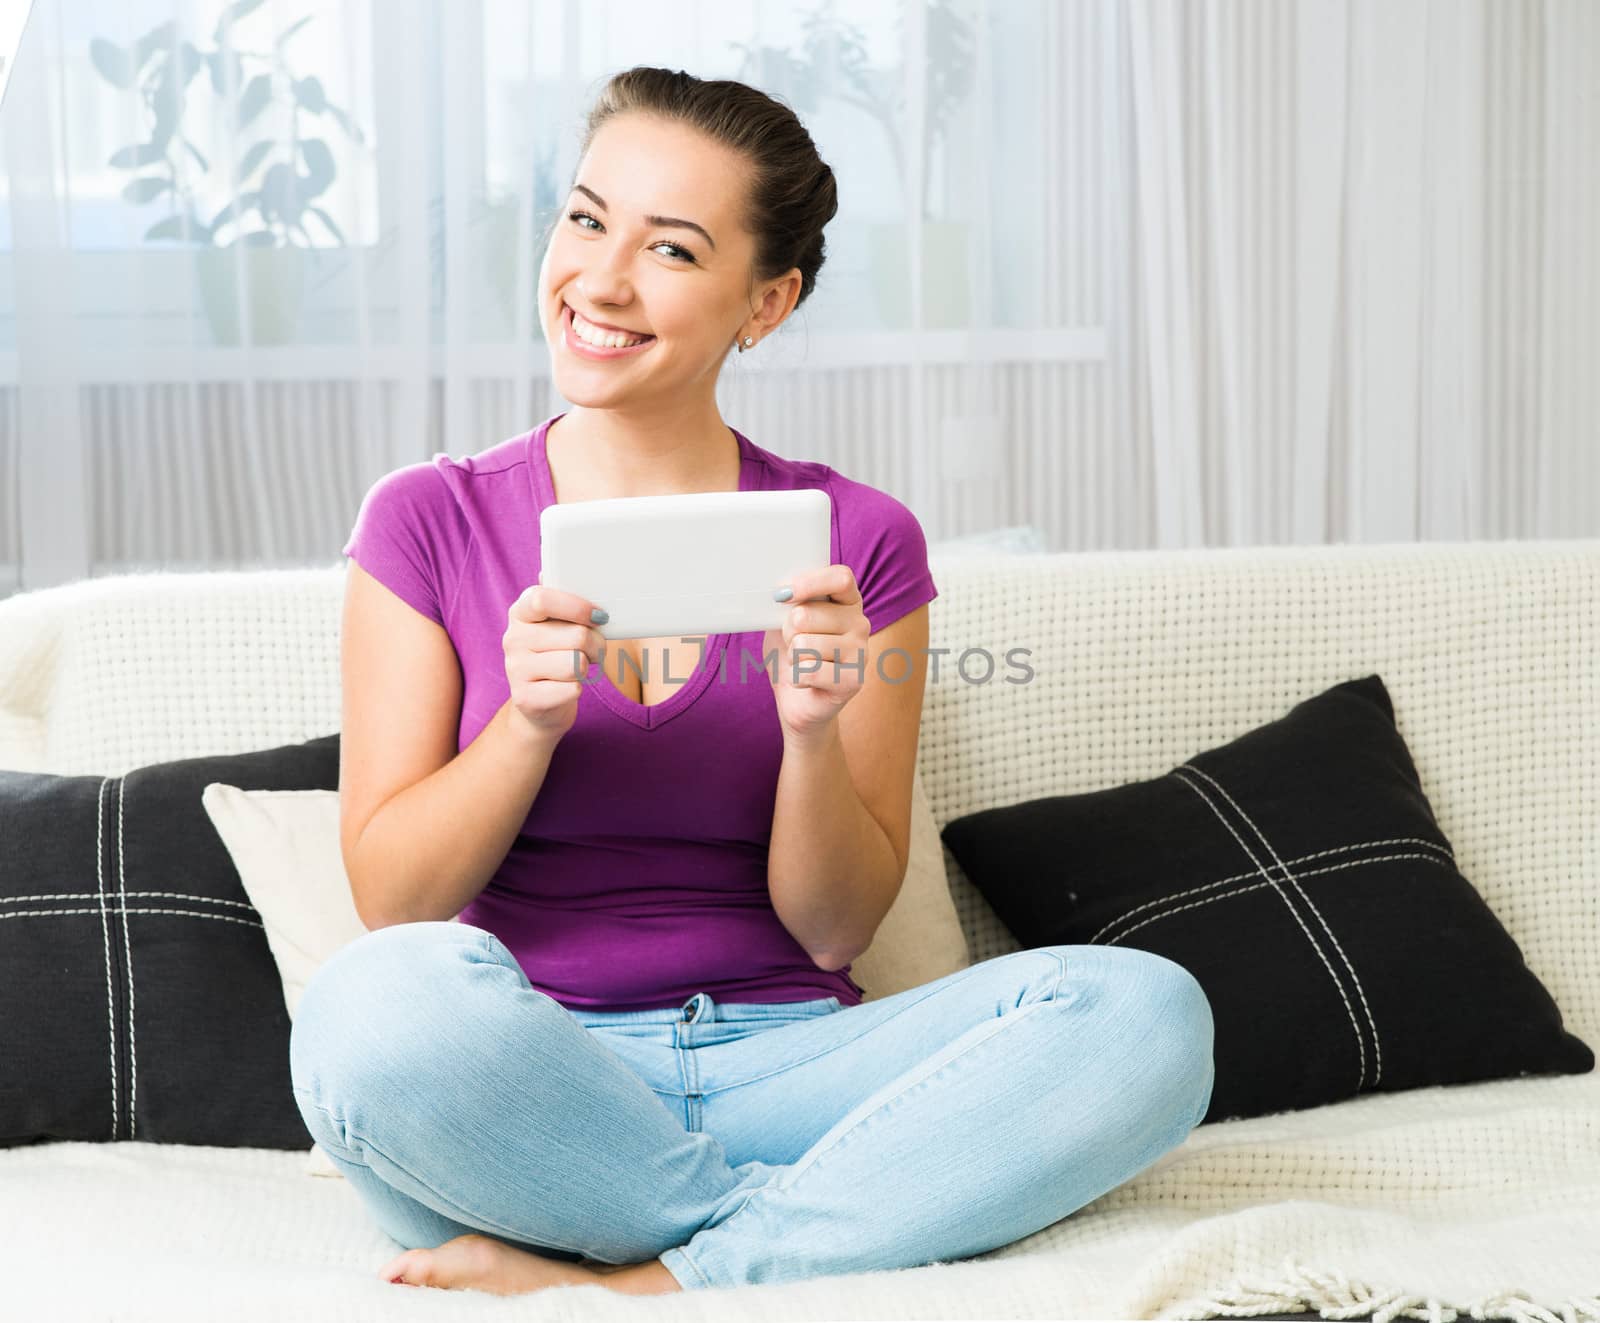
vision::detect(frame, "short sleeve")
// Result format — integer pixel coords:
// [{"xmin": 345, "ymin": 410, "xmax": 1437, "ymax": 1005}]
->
[
  {"xmin": 341, "ymin": 459, "xmax": 471, "ymax": 628},
  {"xmin": 831, "ymin": 475, "xmax": 939, "ymax": 635}
]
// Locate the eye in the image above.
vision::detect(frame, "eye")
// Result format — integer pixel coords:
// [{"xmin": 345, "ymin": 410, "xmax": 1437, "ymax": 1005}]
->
[{"xmin": 566, "ymin": 210, "xmax": 697, "ymax": 264}]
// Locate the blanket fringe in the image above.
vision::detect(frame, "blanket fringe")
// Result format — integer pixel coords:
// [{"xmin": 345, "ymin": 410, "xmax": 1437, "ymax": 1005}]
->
[{"xmin": 1184, "ymin": 1254, "xmax": 1600, "ymax": 1323}]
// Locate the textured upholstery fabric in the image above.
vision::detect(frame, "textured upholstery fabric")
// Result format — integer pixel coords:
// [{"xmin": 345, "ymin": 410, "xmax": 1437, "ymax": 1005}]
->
[{"xmin": 1, "ymin": 538, "xmax": 1597, "ymax": 1322}]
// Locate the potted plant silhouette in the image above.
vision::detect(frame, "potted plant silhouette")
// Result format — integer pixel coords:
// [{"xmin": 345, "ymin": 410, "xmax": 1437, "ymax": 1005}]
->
[
  {"xmin": 414, "ymin": 138, "xmax": 559, "ymax": 343},
  {"xmin": 90, "ymin": 0, "xmax": 365, "ymax": 346},
  {"xmin": 728, "ymin": 0, "xmax": 975, "ymax": 328}
]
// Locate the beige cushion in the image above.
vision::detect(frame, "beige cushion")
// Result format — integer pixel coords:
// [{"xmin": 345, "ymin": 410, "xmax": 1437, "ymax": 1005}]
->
[{"xmin": 200, "ymin": 785, "xmax": 375, "ymax": 1021}]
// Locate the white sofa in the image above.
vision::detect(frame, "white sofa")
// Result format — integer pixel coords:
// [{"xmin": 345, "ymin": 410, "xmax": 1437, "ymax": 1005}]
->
[{"xmin": 2, "ymin": 537, "xmax": 1597, "ymax": 1323}]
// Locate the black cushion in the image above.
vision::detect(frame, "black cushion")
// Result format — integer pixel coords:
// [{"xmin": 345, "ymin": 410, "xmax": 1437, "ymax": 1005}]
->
[
  {"xmin": 940, "ymin": 675, "xmax": 1594, "ymax": 1125},
  {"xmin": 0, "ymin": 734, "xmax": 339, "ymax": 1149}
]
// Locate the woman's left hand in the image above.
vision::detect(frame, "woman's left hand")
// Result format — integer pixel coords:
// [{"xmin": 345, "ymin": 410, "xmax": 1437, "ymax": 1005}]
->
[{"xmin": 762, "ymin": 565, "xmax": 870, "ymax": 742}]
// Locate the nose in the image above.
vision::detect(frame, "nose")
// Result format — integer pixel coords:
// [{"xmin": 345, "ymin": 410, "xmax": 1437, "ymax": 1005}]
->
[
  {"xmin": 577, "ymin": 257, "xmax": 625, "ymax": 297},
  {"xmin": 574, "ymin": 242, "xmax": 640, "ymax": 308},
  {"xmin": 575, "ymin": 282, "xmax": 634, "ymax": 316}
]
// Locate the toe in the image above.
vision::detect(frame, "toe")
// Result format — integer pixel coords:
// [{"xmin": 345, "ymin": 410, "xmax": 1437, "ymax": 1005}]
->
[{"xmin": 380, "ymin": 1249, "xmax": 427, "ymax": 1286}]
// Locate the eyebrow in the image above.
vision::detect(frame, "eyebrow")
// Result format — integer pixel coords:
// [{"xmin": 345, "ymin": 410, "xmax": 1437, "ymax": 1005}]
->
[{"xmin": 570, "ymin": 183, "xmax": 717, "ymax": 251}]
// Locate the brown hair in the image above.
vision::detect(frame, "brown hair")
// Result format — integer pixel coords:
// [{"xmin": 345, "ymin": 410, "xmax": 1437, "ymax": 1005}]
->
[{"xmin": 549, "ymin": 66, "xmax": 839, "ymax": 317}]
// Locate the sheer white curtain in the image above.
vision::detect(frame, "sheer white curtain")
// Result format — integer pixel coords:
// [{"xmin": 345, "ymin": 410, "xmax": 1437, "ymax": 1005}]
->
[
  {"xmin": 1, "ymin": 0, "xmax": 1595, "ymax": 595},
  {"xmin": 1124, "ymin": 0, "xmax": 1598, "ymax": 547}
]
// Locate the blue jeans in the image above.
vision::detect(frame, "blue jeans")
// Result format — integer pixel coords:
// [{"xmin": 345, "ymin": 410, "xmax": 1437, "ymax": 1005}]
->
[{"xmin": 288, "ymin": 920, "xmax": 1214, "ymax": 1291}]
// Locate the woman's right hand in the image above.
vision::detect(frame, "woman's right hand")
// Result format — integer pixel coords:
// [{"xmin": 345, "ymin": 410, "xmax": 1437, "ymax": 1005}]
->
[{"xmin": 502, "ymin": 576, "xmax": 608, "ymax": 741}]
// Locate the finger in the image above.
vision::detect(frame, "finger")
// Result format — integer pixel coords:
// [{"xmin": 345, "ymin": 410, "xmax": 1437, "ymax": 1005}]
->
[
  {"xmin": 507, "ymin": 618, "xmax": 596, "ymax": 659},
  {"xmin": 790, "ymin": 633, "xmax": 857, "ymax": 671},
  {"xmin": 787, "ymin": 640, "xmax": 842, "ymax": 671},
  {"xmin": 782, "ymin": 564, "xmax": 859, "ymax": 606},
  {"xmin": 784, "ymin": 613, "xmax": 856, "ymax": 649},
  {"xmin": 521, "ymin": 647, "xmax": 602, "ymax": 683},
  {"xmin": 511, "ymin": 583, "xmax": 605, "ymax": 627},
  {"xmin": 785, "ymin": 601, "xmax": 857, "ymax": 635}
]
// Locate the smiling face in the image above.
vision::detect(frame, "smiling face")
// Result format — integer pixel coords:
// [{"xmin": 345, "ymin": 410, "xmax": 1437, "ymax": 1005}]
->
[{"xmin": 537, "ymin": 114, "xmax": 801, "ymax": 408}]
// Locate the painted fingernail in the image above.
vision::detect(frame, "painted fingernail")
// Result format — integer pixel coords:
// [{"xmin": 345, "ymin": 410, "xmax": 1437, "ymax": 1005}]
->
[
  {"xmin": 591, "ymin": 608, "xmax": 609, "ymax": 623},
  {"xmin": 773, "ymin": 587, "xmax": 793, "ymax": 602}
]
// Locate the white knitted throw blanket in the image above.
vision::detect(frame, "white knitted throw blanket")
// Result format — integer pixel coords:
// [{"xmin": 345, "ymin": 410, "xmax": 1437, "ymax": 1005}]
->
[{"xmin": 3, "ymin": 1073, "xmax": 1597, "ymax": 1321}]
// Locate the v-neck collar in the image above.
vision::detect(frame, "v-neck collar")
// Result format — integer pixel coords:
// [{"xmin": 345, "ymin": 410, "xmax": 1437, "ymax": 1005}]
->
[{"xmin": 526, "ymin": 412, "xmax": 766, "ymax": 731}]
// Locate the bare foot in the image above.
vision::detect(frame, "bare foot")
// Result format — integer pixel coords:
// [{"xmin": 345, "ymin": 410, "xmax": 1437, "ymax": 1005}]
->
[{"xmin": 378, "ymin": 1233, "xmax": 682, "ymax": 1296}]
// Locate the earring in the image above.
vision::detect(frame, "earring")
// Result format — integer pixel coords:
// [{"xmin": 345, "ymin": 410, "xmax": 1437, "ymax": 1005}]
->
[{"xmin": 738, "ymin": 335, "xmax": 754, "ymax": 353}]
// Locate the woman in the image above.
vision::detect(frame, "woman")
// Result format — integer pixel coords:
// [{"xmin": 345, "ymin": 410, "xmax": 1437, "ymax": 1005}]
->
[{"xmin": 289, "ymin": 66, "xmax": 1214, "ymax": 1298}]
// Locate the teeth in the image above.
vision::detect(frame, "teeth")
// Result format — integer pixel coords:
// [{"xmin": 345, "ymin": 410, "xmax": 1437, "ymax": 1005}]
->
[{"xmin": 571, "ymin": 308, "xmax": 649, "ymax": 349}]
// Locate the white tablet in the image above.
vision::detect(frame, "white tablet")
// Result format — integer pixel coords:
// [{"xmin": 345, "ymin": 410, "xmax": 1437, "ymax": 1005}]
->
[{"xmin": 538, "ymin": 488, "xmax": 832, "ymax": 640}]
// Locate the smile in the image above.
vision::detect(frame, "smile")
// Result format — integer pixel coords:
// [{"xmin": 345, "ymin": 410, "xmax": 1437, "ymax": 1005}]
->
[{"xmin": 563, "ymin": 303, "xmax": 657, "ymax": 359}]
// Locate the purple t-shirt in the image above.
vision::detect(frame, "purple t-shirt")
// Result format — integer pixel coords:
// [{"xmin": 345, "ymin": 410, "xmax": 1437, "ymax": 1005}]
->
[{"xmin": 340, "ymin": 411, "xmax": 939, "ymax": 1011}]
